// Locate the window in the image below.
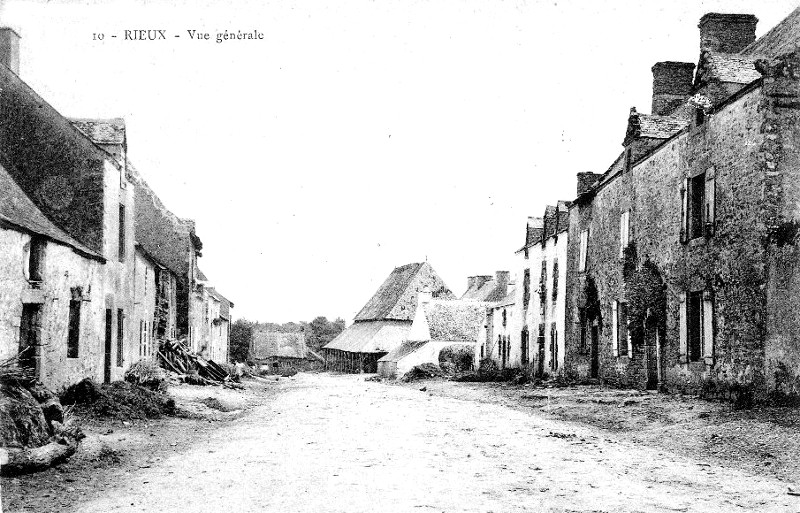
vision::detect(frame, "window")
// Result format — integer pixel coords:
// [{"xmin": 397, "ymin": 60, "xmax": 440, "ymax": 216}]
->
[
  {"xmin": 687, "ymin": 291, "xmax": 703, "ymax": 362},
  {"xmin": 682, "ymin": 169, "xmax": 716, "ymax": 242},
  {"xmin": 619, "ymin": 210, "xmax": 630, "ymax": 257},
  {"xmin": 67, "ymin": 300, "xmax": 80, "ymax": 358},
  {"xmin": 551, "ymin": 260, "xmax": 559, "ymax": 300},
  {"xmin": 578, "ymin": 229, "xmax": 589, "ymax": 272},
  {"xmin": 118, "ymin": 204, "xmax": 126, "ymax": 262},
  {"xmin": 695, "ymin": 108, "xmax": 705, "ymax": 127},
  {"xmin": 27, "ymin": 236, "xmax": 45, "ymax": 283},
  {"xmin": 689, "ymin": 174, "xmax": 705, "ymax": 239},
  {"xmin": 524, "ymin": 248, "xmax": 529, "ymax": 260},
  {"xmin": 522, "ymin": 269, "xmax": 531, "ymax": 310},
  {"xmin": 502, "ymin": 309, "xmax": 507, "ymax": 328},
  {"xmin": 116, "ymin": 309, "xmax": 124, "ymax": 367},
  {"xmin": 539, "ymin": 261, "xmax": 547, "ymax": 317}
]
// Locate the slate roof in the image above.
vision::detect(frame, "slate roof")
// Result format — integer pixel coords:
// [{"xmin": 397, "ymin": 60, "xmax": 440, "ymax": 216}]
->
[
  {"xmin": 699, "ymin": 53, "xmax": 761, "ymax": 84},
  {"xmin": 377, "ymin": 340, "xmax": 428, "ymax": 363},
  {"xmin": 69, "ymin": 118, "xmax": 126, "ymax": 145},
  {"xmin": 494, "ymin": 286, "xmax": 515, "ymax": 308},
  {"xmin": 743, "ymin": 7, "xmax": 800, "ymax": 58},
  {"xmin": 0, "ymin": 162, "xmax": 103, "ymax": 260},
  {"xmin": 635, "ymin": 114, "xmax": 690, "ymax": 139},
  {"xmin": 323, "ymin": 320, "xmax": 411, "ymax": 353},
  {"xmin": 353, "ymin": 262, "xmax": 454, "ymax": 322},
  {"xmin": 413, "ymin": 300, "xmax": 487, "ymax": 343},
  {"xmin": 461, "ymin": 276, "xmax": 495, "ymax": 301}
]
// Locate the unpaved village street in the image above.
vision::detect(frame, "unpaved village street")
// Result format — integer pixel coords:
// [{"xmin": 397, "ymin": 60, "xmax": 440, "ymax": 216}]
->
[{"xmin": 20, "ymin": 374, "xmax": 800, "ymax": 512}]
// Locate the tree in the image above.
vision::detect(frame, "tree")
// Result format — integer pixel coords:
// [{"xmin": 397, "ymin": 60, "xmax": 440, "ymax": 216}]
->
[
  {"xmin": 305, "ymin": 316, "xmax": 346, "ymax": 352},
  {"xmin": 230, "ymin": 318, "xmax": 255, "ymax": 363}
]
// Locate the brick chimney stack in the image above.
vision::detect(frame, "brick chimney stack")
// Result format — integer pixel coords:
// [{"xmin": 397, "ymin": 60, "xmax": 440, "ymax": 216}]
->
[
  {"xmin": 698, "ymin": 13, "xmax": 758, "ymax": 54},
  {"xmin": 0, "ymin": 28, "xmax": 20, "ymax": 75},
  {"xmin": 651, "ymin": 62, "xmax": 695, "ymax": 116}
]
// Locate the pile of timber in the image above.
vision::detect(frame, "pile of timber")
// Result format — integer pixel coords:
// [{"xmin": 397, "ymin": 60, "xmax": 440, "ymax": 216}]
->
[{"xmin": 157, "ymin": 339, "xmax": 242, "ymax": 389}]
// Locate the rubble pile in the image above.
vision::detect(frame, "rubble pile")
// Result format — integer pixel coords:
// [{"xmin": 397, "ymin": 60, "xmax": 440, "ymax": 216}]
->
[
  {"xmin": 0, "ymin": 358, "xmax": 84, "ymax": 476},
  {"xmin": 60, "ymin": 378, "xmax": 176, "ymax": 420},
  {"xmin": 157, "ymin": 338, "xmax": 242, "ymax": 389}
]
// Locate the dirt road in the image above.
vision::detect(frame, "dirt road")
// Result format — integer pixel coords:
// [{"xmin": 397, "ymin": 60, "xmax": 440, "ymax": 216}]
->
[{"xmin": 57, "ymin": 374, "xmax": 799, "ymax": 512}]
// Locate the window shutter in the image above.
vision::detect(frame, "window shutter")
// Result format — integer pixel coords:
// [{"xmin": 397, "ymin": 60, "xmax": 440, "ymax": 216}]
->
[
  {"xmin": 612, "ymin": 301, "xmax": 619, "ymax": 357},
  {"xmin": 705, "ymin": 168, "xmax": 716, "ymax": 237},
  {"xmin": 678, "ymin": 292, "xmax": 688, "ymax": 363},
  {"xmin": 619, "ymin": 212, "xmax": 628, "ymax": 258},
  {"xmin": 702, "ymin": 290, "xmax": 715, "ymax": 365},
  {"xmin": 579, "ymin": 230, "xmax": 588, "ymax": 272},
  {"xmin": 680, "ymin": 178, "xmax": 689, "ymax": 243}
]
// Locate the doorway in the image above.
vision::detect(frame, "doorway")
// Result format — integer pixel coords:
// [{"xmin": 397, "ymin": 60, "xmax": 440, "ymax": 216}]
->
[
  {"xmin": 590, "ymin": 321, "xmax": 599, "ymax": 379},
  {"xmin": 104, "ymin": 309, "xmax": 113, "ymax": 383},
  {"xmin": 19, "ymin": 304, "xmax": 42, "ymax": 378}
]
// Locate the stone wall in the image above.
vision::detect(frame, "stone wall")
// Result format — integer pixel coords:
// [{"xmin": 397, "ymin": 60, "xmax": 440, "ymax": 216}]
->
[
  {"xmin": 0, "ymin": 227, "xmax": 106, "ymax": 390},
  {"xmin": 566, "ymin": 83, "xmax": 776, "ymax": 396}
]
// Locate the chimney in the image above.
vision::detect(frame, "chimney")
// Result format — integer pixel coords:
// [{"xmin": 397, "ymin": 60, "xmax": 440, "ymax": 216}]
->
[
  {"xmin": 576, "ymin": 172, "xmax": 601, "ymax": 196},
  {"xmin": 0, "ymin": 28, "xmax": 20, "ymax": 75},
  {"xmin": 467, "ymin": 276, "xmax": 476, "ymax": 290},
  {"xmin": 651, "ymin": 62, "xmax": 695, "ymax": 116},
  {"xmin": 495, "ymin": 271, "xmax": 510, "ymax": 293},
  {"xmin": 698, "ymin": 13, "xmax": 758, "ymax": 54}
]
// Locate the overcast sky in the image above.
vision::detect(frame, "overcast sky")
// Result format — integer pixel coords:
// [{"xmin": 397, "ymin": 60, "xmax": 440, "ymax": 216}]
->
[{"xmin": 1, "ymin": 0, "xmax": 796, "ymax": 324}]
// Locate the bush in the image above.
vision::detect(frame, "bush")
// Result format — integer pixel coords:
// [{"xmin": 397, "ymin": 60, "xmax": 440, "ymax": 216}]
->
[
  {"xmin": 124, "ymin": 360, "xmax": 167, "ymax": 392},
  {"xmin": 439, "ymin": 346, "xmax": 474, "ymax": 373},
  {"xmin": 402, "ymin": 363, "xmax": 446, "ymax": 382}
]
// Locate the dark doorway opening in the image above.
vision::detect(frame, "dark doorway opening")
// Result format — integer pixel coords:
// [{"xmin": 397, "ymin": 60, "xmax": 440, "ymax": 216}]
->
[{"xmin": 19, "ymin": 304, "xmax": 42, "ymax": 378}]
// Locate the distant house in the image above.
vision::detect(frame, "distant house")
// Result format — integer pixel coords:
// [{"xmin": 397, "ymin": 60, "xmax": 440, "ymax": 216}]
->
[
  {"xmin": 324, "ymin": 262, "xmax": 454, "ymax": 373},
  {"xmin": 378, "ymin": 293, "xmax": 486, "ymax": 379},
  {"xmin": 484, "ymin": 282, "xmax": 516, "ymax": 369},
  {"xmin": 251, "ymin": 325, "xmax": 309, "ymax": 371}
]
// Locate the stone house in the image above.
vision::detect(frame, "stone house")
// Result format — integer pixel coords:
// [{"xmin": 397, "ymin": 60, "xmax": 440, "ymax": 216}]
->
[
  {"xmin": 0, "ymin": 28, "xmax": 136, "ymax": 386},
  {"xmin": 377, "ymin": 293, "xmax": 486, "ymax": 379},
  {"xmin": 251, "ymin": 325, "xmax": 307, "ymax": 371},
  {"xmin": 207, "ymin": 288, "xmax": 233, "ymax": 363},
  {"xmin": 512, "ymin": 203, "xmax": 570, "ymax": 377},
  {"xmin": 563, "ymin": 9, "xmax": 800, "ymax": 399},
  {"xmin": 470, "ymin": 272, "xmax": 514, "ymax": 368},
  {"xmin": 0, "ymin": 160, "xmax": 106, "ymax": 389},
  {"xmin": 131, "ymin": 244, "xmax": 178, "ymax": 363},
  {"xmin": 324, "ymin": 261, "xmax": 454, "ymax": 373}
]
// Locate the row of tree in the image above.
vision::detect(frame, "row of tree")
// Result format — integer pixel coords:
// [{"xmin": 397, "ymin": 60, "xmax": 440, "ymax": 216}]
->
[{"xmin": 229, "ymin": 316, "xmax": 346, "ymax": 363}]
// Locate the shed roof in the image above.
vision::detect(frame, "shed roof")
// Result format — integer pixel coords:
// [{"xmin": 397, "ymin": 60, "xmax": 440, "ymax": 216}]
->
[
  {"xmin": 353, "ymin": 262, "xmax": 454, "ymax": 322},
  {"xmin": 323, "ymin": 320, "xmax": 411, "ymax": 353},
  {"xmin": 0, "ymin": 162, "xmax": 102, "ymax": 260},
  {"xmin": 252, "ymin": 327, "xmax": 307, "ymax": 359},
  {"xmin": 377, "ymin": 340, "xmax": 428, "ymax": 363}
]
